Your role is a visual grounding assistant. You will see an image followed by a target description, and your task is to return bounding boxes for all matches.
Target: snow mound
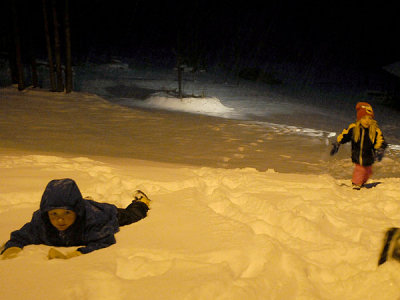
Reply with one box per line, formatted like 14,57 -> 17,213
2,154 -> 400,300
144,92 -> 234,116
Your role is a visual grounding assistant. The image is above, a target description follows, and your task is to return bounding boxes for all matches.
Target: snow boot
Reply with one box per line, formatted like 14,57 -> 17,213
132,190 -> 151,208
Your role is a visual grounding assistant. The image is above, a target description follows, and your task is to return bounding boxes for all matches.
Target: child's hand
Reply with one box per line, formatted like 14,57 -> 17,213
66,250 -> 82,259
1,247 -> 22,260
375,148 -> 385,162
48,248 -> 82,259
48,248 -> 67,259
330,142 -> 340,156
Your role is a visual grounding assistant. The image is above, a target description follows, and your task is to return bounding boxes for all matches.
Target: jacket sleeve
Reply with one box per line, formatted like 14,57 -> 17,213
1,219 -> 42,253
77,211 -> 118,254
77,200 -> 119,254
77,225 -> 116,254
337,123 -> 355,144
374,127 -> 386,149
77,235 -> 116,254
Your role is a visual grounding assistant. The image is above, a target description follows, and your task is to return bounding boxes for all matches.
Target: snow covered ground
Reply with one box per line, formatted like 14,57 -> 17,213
1,63 -> 400,300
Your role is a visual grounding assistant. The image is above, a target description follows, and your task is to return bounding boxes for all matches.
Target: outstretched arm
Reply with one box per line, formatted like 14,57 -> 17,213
374,127 -> 387,162
77,234 -> 117,254
1,247 -> 22,260
1,220 -> 42,256
337,124 -> 355,144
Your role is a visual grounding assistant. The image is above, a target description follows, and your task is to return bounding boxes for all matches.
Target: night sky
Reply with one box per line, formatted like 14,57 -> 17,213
1,0 -> 400,71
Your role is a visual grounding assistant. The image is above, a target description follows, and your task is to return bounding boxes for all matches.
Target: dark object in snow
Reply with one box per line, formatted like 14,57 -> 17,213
378,227 -> 400,265
238,67 -> 282,85
336,181 -> 382,189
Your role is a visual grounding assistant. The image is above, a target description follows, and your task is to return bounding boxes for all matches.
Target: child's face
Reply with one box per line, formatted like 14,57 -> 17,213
48,208 -> 77,231
360,115 -> 373,128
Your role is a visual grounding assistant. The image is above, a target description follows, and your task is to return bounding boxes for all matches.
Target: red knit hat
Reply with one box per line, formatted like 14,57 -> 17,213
356,102 -> 374,121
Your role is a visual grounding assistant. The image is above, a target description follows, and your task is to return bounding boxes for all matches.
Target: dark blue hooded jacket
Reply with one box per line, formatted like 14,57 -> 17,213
2,178 -> 120,254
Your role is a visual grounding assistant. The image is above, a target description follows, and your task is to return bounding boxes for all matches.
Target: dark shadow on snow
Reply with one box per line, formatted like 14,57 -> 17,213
337,181 -> 382,189
105,84 -> 158,100
364,182 -> 382,189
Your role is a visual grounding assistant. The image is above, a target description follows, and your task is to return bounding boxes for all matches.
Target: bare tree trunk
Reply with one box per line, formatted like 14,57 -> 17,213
41,0 -> 56,91
51,0 -> 63,92
64,0 -> 72,93
7,37 -> 18,84
26,0 -> 38,88
176,32 -> 183,99
10,0 -> 25,91
177,63 -> 183,99
30,56 -> 39,87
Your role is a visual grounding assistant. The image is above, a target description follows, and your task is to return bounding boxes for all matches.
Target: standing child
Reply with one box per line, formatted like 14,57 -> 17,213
330,102 -> 387,189
1,178 -> 151,259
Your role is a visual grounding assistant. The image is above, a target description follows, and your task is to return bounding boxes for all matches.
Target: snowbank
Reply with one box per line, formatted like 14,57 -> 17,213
143,92 -> 235,116
1,64 -> 400,299
1,153 -> 400,300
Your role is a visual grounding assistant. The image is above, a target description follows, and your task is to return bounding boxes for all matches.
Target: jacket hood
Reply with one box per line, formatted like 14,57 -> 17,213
40,178 -> 84,215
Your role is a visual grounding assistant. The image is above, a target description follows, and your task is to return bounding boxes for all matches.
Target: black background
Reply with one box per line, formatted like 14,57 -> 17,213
1,0 -> 399,71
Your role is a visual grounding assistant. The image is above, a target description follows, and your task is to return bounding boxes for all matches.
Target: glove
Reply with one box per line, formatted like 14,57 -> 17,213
48,248 -> 82,260
330,142 -> 340,156
1,247 -> 22,260
66,250 -> 82,259
375,148 -> 385,162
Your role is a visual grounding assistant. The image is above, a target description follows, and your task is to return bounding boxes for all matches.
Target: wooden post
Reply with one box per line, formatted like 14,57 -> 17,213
64,0 -> 72,93
51,0 -> 64,92
42,0 -> 56,91
10,0 -> 25,91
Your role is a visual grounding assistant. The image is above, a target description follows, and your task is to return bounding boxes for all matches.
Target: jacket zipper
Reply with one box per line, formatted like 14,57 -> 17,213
359,127 -> 364,165
59,231 -> 70,246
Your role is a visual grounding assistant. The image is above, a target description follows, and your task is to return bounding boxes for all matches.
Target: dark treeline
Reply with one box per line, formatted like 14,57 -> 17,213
1,0 -> 399,103
2,1 -> 399,70
1,0 -> 72,92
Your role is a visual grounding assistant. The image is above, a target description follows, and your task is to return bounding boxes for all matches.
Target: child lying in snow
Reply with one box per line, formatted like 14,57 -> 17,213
1,178 -> 150,260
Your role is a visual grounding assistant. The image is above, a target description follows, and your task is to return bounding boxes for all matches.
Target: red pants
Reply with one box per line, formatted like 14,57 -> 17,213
352,164 -> 372,186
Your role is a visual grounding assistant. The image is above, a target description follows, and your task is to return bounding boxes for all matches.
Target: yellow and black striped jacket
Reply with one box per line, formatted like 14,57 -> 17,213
337,122 -> 386,166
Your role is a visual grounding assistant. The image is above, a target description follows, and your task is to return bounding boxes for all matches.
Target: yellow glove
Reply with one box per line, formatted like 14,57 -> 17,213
66,250 -> 82,259
1,247 -> 22,260
48,248 -> 82,260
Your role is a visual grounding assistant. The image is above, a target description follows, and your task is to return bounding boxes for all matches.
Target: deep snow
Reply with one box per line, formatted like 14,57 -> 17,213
1,62 -> 400,300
